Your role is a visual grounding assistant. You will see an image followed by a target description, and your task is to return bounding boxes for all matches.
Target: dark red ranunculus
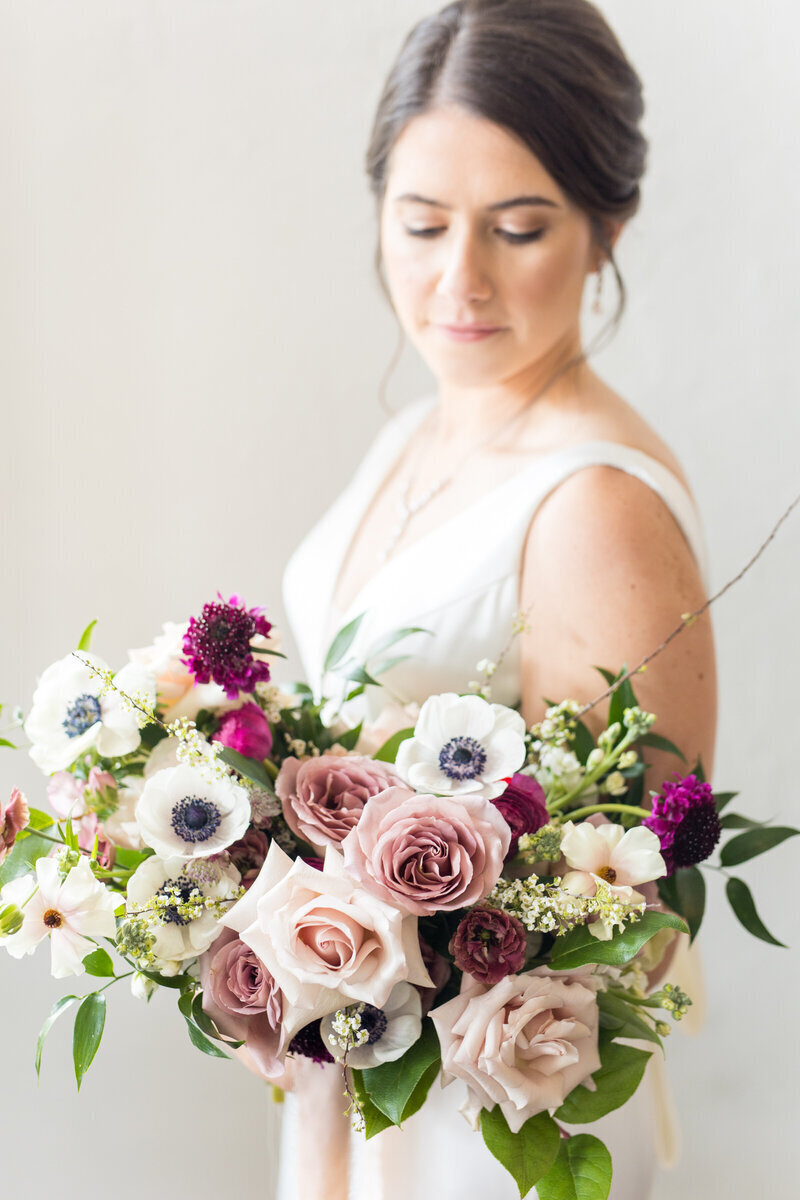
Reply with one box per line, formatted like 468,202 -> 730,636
492,773 -> 548,859
449,906 -> 527,985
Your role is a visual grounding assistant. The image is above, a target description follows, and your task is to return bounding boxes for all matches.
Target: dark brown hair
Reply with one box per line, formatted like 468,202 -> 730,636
366,0 -> 649,402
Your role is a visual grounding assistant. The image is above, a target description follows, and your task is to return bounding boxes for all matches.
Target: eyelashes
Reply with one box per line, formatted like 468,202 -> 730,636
403,227 -> 547,245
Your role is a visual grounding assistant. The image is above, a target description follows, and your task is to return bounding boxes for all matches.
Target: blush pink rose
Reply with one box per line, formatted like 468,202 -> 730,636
430,965 -> 602,1133
222,842 -> 432,1023
200,925 -> 287,1080
0,787 -> 29,864
211,702 -> 273,760
341,787 -> 510,915
276,753 -> 403,852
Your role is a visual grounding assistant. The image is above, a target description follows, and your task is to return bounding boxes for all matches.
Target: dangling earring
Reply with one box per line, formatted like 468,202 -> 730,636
592,258 -> 605,315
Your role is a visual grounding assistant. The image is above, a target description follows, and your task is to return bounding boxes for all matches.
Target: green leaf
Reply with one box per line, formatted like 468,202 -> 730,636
351,1071 -> 394,1139
216,747 -> 276,794
185,1017 -> 232,1058
657,866 -> 705,943
335,722 -> 363,752
596,990 -> 663,1049
693,756 -> 706,783
373,727 -> 415,763
720,826 -> 800,867
548,911 -> 688,971
323,612 -> 366,672
82,948 -> 116,978
136,966 -> 191,990
399,1057 -> 439,1122
726,877 -> 786,947
572,719 -> 597,767
637,732 -> 687,762
366,625 -> 431,659
719,813 -> 767,830
0,830 -> 54,889
713,790 -> 738,813
35,995 -> 79,1080
369,654 -> 411,677
26,807 -> 56,832
0,737 -> 16,749
77,619 -> 98,651
191,992 -> 243,1046
360,1018 -> 440,1126
73,992 -> 106,1089
601,665 -> 638,730
480,1107 -> 561,1197
536,1134 -> 613,1200
555,1040 -> 651,1124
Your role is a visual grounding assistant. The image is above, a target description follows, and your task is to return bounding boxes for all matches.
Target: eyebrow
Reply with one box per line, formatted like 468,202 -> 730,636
392,192 -> 561,211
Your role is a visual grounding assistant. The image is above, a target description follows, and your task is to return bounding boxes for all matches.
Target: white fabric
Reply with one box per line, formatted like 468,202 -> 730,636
279,391 -> 711,1200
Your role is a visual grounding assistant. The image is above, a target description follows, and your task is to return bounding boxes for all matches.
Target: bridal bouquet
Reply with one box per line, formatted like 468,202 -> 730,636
1,593 -> 795,1199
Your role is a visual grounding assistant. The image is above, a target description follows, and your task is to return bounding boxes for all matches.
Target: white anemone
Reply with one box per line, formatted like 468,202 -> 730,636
394,692 -> 526,800
134,762 -> 251,860
24,651 -> 156,775
1,855 -> 118,978
560,820 -> 666,940
126,852 -> 242,967
321,981 -> 423,1069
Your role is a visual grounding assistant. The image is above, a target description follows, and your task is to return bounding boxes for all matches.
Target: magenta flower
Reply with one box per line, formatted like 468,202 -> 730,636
181,593 -> 273,699
643,773 -> 721,875
492,773 -> 549,859
450,906 -> 527,985
211,702 -> 273,760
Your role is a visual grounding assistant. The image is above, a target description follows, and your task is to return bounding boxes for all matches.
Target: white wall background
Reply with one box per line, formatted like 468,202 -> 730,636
1,1 -> 798,1196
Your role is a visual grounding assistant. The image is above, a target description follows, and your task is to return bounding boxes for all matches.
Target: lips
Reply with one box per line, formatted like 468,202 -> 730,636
435,323 -> 505,342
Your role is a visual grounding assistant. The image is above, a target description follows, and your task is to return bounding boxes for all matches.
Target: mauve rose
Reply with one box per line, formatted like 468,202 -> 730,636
430,965 -> 602,1133
450,906 -> 527,985
228,828 -> 271,889
0,787 -> 29,864
211,702 -> 273,760
492,773 -> 549,858
200,925 -> 286,1080
342,786 -> 510,915
417,935 -> 452,1016
276,753 -> 403,853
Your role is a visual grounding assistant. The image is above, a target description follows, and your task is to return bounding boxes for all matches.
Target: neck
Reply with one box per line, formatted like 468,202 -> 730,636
433,332 -> 588,445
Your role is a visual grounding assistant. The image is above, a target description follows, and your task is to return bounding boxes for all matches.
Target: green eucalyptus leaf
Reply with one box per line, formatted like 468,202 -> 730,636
536,1134 -> 613,1200
555,1040 -> 651,1124
73,992 -> 106,1090
36,995 -> 79,1080
548,912 -> 687,971
373,727 -> 415,763
480,1107 -> 561,1197
81,948 -> 116,978
719,826 -> 799,867
77,619 -> 98,651
725,877 -> 786,947
360,1019 -> 440,1125
323,612 -> 366,672
657,866 -> 705,943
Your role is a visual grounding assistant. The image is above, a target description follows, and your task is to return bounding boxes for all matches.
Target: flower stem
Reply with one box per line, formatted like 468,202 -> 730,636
547,730 -> 638,814
561,802 -> 651,822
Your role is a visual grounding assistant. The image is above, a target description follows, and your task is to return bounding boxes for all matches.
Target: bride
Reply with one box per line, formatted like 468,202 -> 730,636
279,1 -> 717,1196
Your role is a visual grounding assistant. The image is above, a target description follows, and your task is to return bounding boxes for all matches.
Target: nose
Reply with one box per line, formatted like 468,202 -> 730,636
434,230 -> 494,306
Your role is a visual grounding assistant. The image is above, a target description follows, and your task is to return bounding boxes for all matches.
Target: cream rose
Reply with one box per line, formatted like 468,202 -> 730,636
222,842 -> 432,1025
430,965 -> 602,1133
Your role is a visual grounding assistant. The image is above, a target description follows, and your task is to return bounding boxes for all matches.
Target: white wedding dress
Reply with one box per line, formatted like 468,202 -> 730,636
278,391 -> 710,1200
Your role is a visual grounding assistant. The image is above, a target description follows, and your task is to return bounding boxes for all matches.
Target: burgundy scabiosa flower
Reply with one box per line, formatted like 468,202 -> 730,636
449,906 -> 527,985
181,592 -> 273,699
288,1019 -> 334,1065
643,773 -> 721,875
492,772 -> 549,859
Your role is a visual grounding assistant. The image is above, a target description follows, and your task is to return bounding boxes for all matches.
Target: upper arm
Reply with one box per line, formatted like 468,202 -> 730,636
518,465 -> 718,790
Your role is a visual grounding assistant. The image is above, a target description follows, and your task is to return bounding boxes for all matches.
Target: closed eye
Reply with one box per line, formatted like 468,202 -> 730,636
403,227 -> 547,244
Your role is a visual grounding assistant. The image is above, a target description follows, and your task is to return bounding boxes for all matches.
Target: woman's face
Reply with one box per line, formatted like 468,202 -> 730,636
379,105 -> 604,391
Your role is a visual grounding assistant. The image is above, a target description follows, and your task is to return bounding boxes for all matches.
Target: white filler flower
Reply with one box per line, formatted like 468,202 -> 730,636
24,651 -> 156,775
0,855 -> 118,978
395,692 -> 526,799
321,981 -> 423,1069
135,762 -> 251,860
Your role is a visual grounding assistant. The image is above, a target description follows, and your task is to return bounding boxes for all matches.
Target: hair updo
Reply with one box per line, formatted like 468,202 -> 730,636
366,0 -> 649,391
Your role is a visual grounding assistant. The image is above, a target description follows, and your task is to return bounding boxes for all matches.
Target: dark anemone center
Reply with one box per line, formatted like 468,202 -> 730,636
170,795 -> 222,844
438,735 -> 487,781
62,693 -> 102,739
155,875 -> 197,925
672,804 -> 721,869
359,1004 -> 388,1045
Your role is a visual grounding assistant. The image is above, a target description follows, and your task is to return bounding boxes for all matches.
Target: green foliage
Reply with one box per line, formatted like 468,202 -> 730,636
548,911 -> 687,971
719,826 -> 799,867
480,1107 -> 561,1197
360,1018 -> 440,1125
536,1134 -> 613,1200
657,866 -> 705,943
35,995 -> 79,1080
335,722 -> 363,751
324,612 -> 366,673
76,619 -> 98,651
0,829 -> 54,889
373,726 -> 415,763
177,988 -> 231,1058
571,719 -> 597,767
366,625 -> 431,659
25,807 -> 57,833
725,877 -> 786,947
596,990 -> 663,1050
0,737 -> 17,749
594,665 -> 638,730
636,731 -> 686,762
554,1039 -> 651,1124
713,790 -> 738,813
73,992 -> 106,1089
81,948 -> 116,978
191,991 -> 243,1047
217,746 -> 276,794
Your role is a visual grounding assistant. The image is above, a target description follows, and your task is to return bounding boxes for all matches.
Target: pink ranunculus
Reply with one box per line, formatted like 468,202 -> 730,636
341,786 -> 510,915
83,768 -> 118,809
276,754 -> 404,853
223,842 -> 432,1023
211,702 -> 273,761
200,925 -> 287,1081
492,773 -> 549,859
0,787 -> 30,864
450,906 -> 527,985
227,827 -> 272,889
430,965 -> 602,1133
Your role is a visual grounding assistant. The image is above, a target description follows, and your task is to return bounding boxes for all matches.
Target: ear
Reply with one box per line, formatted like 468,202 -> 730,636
592,218 -> 625,271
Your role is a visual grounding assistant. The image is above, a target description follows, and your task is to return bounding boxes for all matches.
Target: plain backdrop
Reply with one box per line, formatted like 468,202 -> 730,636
1,2 -> 798,1197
